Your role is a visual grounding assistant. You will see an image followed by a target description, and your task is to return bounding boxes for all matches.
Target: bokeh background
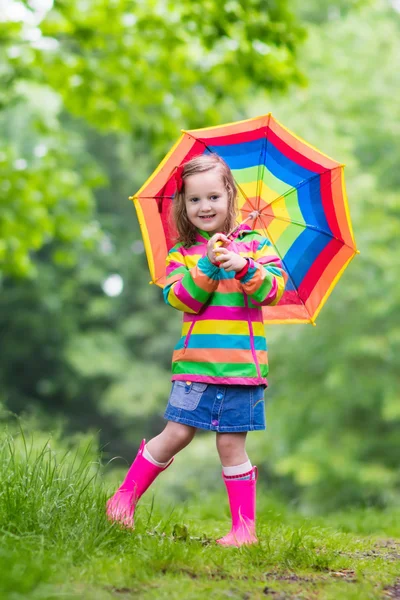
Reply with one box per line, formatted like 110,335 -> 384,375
1,0 -> 399,514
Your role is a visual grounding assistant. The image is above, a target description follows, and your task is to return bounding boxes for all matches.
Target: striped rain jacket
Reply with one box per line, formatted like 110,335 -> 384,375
163,224 -> 285,386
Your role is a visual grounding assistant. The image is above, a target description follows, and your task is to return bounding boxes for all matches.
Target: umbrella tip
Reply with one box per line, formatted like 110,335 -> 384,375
249,210 -> 260,220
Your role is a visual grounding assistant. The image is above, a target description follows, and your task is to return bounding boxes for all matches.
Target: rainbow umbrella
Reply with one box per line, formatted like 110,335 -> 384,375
130,114 -> 358,325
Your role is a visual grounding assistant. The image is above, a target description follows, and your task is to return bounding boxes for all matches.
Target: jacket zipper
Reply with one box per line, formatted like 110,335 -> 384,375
184,320 -> 196,349
244,294 -> 262,380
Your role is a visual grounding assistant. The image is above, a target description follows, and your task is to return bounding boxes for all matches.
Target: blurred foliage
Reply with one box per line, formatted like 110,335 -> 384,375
0,0 -> 304,276
246,0 -> 400,512
1,0 -> 399,513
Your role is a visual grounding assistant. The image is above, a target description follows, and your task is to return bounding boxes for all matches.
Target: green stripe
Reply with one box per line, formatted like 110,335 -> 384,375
170,241 -> 203,253
281,187 -> 305,226
182,274 -> 210,304
273,222 -> 300,257
210,292 -> 245,307
168,266 -> 187,277
262,167 -> 290,197
260,363 -> 269,377
251,275 -> 273,303
172,361 -> 259,378
232,165 -> 259,184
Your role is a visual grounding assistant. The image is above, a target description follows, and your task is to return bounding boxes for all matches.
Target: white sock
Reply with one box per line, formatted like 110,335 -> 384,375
143,444 -> 169,468
222,460 -> 253,479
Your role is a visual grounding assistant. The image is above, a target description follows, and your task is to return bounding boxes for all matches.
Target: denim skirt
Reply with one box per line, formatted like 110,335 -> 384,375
163,380 -> 266,432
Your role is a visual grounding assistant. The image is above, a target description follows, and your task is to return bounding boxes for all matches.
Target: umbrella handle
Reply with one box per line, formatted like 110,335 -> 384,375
213,210 -> 260,259
226,210 -> 259,239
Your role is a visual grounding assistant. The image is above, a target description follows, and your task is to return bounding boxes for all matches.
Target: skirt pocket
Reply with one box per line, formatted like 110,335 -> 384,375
169,381 -> 208,411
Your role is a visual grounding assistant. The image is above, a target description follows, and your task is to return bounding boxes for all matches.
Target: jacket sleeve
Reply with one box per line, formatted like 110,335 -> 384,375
163,249 -> 220,313
238,237 -> 286,306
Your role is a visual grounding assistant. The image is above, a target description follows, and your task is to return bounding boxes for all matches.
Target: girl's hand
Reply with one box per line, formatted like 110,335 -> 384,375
217,248 -> 247,273
207,233 -> 230,265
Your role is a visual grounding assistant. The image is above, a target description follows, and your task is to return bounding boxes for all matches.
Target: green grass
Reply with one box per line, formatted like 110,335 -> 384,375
1,422 -> 400,600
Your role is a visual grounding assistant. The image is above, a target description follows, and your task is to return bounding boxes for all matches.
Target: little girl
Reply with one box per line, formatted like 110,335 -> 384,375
107,153 -> 285,547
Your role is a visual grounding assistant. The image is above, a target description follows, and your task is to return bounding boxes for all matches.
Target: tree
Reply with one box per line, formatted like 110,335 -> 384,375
1,0 -> 305,276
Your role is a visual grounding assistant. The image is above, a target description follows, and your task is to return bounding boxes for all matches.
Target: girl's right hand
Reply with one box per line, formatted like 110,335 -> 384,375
207,233 -> 230,265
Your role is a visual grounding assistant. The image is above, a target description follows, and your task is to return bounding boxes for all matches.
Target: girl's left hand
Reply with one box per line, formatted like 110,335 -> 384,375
216,248 -> 247,273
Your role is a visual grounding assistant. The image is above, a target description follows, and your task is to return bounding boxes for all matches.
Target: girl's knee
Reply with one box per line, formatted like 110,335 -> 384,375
216,432 -> 247,463
165,422 -> 196,447
216,432 -> 246,451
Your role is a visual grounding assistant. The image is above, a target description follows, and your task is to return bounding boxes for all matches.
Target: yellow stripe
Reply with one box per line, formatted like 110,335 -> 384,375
131,133 -> 186,198
168,252 -> 205,270
182,320 -> 265,336
133,198 -> 156,282
268,276 -> 286,306
254,245 -> 281,262
169,287 -> 196,313
260,180 -> 282,205
265,219 -> 288,247
182,113 -> 271,135
238,181 -> 258,198
341,167 -> 356,246
168,251 -> 186,265
311,251 -> 357,322
267,318 -> 310,325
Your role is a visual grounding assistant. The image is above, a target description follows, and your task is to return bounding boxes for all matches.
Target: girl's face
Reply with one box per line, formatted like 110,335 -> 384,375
184,168 -> 229,236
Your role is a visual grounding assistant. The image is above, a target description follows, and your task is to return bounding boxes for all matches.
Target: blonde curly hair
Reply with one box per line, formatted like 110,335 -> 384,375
171,154 -> 238,247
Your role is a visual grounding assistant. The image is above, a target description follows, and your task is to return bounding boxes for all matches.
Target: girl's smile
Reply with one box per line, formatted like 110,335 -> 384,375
184,169 -> 229,235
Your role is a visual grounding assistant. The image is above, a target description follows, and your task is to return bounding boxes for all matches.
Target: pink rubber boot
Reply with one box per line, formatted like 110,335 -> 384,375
216,466 -> 259,547
106,439 -> 174,528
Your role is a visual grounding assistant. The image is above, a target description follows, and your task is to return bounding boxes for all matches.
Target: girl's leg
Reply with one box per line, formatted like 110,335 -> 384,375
146,421 -> 197,463
215,431 -> 248,466
215,432 -> 258,547
107,422 -> 196,527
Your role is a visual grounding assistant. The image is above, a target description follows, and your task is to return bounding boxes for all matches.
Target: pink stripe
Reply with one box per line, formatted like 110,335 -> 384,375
174,282 -> 203,312
182,306 -> 263,322
230,240 -> 260,253
257,255 -> 283,268
181,239 -> 259,257
172,374 -> 268,386
182,245 -> 208,257
167,260 -> 186,274
244,294 -> 261,379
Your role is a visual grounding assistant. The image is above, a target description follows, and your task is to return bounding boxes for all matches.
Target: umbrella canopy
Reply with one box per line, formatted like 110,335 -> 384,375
131,114 -> 358,324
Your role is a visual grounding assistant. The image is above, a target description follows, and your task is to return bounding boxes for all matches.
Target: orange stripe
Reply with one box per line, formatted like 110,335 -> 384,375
269,115 -> 341,170
305,245 -> 356,320
134,197 -> 167,283
193,267 -> 220,293
240,263 -> 266,295
166,273 -> 184,286
133,134 -> 194,199
331,167 -> 356,248
217,278 -> 243,293
173,348 -> 268,364
262,303 -> 310,323
186,114 -> 270,139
